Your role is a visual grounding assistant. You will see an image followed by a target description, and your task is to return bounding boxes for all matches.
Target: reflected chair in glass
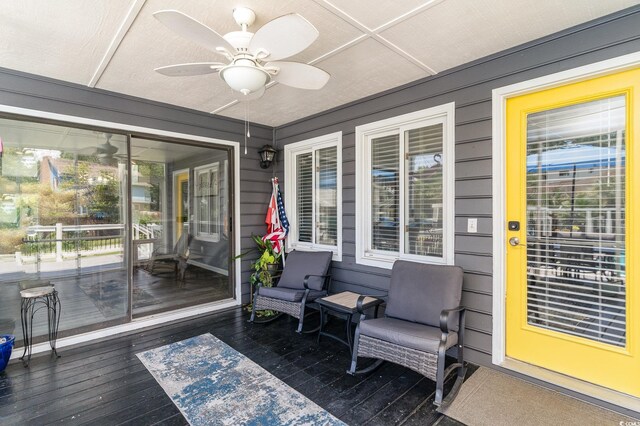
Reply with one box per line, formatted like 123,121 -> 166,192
348,260 -> 466,407
146,232 -> 192,282
250,250 -> 332,333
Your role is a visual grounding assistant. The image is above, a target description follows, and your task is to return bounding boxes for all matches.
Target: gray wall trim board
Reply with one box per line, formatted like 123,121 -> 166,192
273,4 -> 640,396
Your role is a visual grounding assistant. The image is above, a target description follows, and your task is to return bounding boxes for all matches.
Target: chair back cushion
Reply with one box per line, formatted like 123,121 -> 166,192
384,260 -> 463,328
277,250 -> 332,291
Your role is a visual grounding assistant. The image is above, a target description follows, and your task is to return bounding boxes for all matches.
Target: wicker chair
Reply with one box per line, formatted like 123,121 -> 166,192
250,250 -> 332,333
348,260 -> 466,407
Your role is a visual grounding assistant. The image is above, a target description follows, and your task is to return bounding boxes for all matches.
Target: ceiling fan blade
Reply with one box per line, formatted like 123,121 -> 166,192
235,86 -> 266,102
155,62 -> 225,77
266,62 -> 329,90
97,141 -> 118,155
153,10 -> 235,55
249,14 -> 318,61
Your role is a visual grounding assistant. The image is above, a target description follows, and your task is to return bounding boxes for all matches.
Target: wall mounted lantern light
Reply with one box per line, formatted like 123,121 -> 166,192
258,144 -> 277,169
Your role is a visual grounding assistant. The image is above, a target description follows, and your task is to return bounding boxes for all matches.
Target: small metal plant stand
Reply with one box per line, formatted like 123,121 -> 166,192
19,285 -> 61,367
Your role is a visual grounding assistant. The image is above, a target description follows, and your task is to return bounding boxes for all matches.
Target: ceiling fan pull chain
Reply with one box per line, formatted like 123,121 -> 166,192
244,103 -> 248,155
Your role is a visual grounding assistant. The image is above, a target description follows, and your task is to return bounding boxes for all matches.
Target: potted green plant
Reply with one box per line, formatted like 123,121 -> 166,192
248,235 -> 282,288
235,235 -> 283,316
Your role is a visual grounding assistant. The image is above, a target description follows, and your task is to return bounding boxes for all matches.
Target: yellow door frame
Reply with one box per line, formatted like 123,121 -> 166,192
174,170 -> 189,241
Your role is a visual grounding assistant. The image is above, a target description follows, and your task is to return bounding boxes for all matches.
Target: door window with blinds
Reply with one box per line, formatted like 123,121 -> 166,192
356,104 -> 455,268
526,96 -> 626,346
284,132 -> 342,260
194,162 -> 224,242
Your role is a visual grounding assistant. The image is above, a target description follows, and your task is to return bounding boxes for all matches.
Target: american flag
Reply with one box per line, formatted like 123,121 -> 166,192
264,177 -> 288,254
276,185 -> 289,235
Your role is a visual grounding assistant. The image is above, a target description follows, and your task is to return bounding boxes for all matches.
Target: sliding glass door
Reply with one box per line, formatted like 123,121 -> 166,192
0,118 -> 129,344
0,116 -> 235,346
130,137 -> 234,318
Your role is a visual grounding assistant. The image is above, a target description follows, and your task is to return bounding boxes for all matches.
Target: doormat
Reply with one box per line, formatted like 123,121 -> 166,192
440,366 -> 639,426
136,333 -> 345,426
79,280 -> 155,318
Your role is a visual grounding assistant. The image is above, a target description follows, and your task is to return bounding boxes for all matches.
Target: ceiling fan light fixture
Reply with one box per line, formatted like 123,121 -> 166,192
220,62 -> 270,95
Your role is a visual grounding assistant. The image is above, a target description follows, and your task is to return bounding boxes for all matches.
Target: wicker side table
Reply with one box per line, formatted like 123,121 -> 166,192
316,291 -> 382,354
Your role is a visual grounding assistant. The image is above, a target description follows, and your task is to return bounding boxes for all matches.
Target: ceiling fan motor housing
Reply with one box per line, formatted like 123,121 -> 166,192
232,7 -> 256,28
223,31 -> 253,50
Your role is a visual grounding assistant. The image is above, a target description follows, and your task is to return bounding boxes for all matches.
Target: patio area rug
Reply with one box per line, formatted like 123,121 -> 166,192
441,366 -> 638,426
137,333 -> 345,426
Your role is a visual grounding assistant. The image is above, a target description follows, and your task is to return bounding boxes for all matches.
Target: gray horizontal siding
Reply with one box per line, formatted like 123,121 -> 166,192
274,5 -> 640,367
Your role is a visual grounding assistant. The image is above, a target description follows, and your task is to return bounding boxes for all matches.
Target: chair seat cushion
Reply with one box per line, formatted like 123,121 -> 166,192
358,317 -> 457,353
258,286 -> 326,302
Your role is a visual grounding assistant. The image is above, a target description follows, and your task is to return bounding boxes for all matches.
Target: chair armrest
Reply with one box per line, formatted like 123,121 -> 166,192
302,274 -> 331,290
356,293 -> 388,315
440,306 -> 466,333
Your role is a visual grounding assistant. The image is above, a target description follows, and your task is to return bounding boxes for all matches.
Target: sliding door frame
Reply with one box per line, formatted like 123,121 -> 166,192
126,134 -> 134,322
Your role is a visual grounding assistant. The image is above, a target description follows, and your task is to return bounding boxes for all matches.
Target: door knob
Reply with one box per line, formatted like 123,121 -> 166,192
509,237 -> 527,247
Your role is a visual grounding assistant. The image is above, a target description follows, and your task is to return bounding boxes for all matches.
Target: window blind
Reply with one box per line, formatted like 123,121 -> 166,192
316,146 -> 337,246
525,95 -> 626,347
405,125 -> 444,257
371,134 -> 400,252
296,152 -> 313,243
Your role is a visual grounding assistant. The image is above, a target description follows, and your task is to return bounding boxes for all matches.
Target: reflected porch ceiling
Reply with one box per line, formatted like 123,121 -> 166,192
2,0 -> 638,127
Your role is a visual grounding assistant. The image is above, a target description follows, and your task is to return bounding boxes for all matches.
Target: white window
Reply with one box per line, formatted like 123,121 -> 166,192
355,103 -> 455,269
194,162 -> 221,242
284,132 -> 342,260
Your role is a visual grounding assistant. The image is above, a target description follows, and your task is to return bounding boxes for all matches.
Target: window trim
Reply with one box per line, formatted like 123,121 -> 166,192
284,131 -> 342,261
193,162 -> 221,242
355,103 -> 455,269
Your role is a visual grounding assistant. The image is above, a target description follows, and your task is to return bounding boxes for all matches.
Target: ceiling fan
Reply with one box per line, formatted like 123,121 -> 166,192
94,133 -> 119,164
79,133 -> 127,165
153,7 -> 330,100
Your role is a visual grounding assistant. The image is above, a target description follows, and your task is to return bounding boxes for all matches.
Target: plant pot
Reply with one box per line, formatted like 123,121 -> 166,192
0,335 -> 15,372
265,263 -> 280,274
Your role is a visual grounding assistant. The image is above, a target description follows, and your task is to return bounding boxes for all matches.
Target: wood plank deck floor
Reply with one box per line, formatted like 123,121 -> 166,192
0,307 -> 473,425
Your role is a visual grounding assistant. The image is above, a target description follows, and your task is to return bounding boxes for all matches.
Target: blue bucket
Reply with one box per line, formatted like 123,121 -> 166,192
0,335 -> 15,372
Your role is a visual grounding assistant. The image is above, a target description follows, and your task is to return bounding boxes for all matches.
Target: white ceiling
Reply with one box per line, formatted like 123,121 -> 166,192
2,0 -> 638,127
